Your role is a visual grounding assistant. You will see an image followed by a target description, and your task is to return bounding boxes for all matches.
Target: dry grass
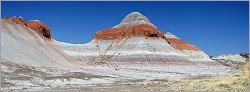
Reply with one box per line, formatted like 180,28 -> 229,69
177,63 -> 249,92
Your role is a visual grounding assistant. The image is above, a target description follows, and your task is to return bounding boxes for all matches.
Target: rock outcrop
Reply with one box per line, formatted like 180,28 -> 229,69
2,17 -> 51,39
26,21 -> 51,39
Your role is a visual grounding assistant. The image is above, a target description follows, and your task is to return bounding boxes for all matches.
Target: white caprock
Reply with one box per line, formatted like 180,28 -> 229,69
113,12 -> 157,29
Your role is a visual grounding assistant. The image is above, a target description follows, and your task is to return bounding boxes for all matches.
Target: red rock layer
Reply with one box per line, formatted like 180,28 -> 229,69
3,17 -> 51,39
26,21 -> 51,39
93,24 -> 166,40
165,38 -> 200,51
2,17 -> 26,25
93,24 -> 200,51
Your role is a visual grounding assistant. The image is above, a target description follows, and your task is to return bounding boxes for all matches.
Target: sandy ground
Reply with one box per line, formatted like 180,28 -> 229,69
35,63 -> 248,92
1,60 -> 233,91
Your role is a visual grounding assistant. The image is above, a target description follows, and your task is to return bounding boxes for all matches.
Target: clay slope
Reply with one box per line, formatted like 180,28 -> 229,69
164,32 -> 212,61
72,37 -> 187,63
1,17 -> 76,67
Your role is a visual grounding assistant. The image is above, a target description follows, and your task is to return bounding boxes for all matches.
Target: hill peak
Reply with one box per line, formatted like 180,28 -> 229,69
113,12 -> 157,29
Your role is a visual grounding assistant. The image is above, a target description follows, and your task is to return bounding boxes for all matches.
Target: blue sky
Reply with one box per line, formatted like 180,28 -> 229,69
2,1 -> 249,56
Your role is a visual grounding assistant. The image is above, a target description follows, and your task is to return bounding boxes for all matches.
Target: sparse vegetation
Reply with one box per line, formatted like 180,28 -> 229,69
1,82 -> 15,87
177,63 -> 249,92
43,72 -> 110,80
13,67 -> 51,77
214,59 -> 244,69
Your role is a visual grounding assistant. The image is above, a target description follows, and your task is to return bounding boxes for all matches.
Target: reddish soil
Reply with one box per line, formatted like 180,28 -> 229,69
3,17 -> 51,39
165,38 -> 200,51
93,24 -> 166,40
26,21 -> 51,39
3,17 -> 27,25
93,23 -> 200,51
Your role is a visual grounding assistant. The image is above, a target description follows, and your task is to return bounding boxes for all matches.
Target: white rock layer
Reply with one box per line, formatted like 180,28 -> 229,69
164,32 -> 180,39
181,50 -> 212,61
113,12 -> 157,29
54,37 -> 188,63
212,54 -> 246,62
